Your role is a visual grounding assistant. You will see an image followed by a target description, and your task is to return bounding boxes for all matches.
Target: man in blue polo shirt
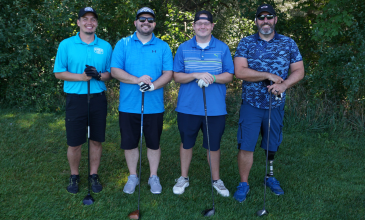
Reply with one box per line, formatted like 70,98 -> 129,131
172,11 -> 234,197
54,7 -> 112,194
233,4 -> 305,202
111,7 -> 173,195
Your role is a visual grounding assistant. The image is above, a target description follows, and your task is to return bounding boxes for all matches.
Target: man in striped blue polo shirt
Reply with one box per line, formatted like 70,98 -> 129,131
54,7 -> 113,194
233,4 -> 305,202
172,10 -> 234,197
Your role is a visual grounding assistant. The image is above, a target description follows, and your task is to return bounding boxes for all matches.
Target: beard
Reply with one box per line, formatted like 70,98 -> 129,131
257,22 -> 275,36
85,31 -> 94,35
136,24 -> 154,36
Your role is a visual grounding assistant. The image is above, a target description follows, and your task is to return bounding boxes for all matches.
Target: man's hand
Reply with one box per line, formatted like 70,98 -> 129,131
197,79 -> 209,88
85,65 -> 101,80
138,82 -> 154,92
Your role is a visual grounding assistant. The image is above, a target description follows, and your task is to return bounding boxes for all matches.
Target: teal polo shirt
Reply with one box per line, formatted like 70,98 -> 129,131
111,32 -> 173,114
54,33 -> 112,94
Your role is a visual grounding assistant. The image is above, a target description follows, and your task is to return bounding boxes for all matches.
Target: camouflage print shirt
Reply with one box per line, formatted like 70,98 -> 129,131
234,32 -> 302,109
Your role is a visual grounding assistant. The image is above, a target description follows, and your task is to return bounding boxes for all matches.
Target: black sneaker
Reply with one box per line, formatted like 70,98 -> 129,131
89,174 -> 103,193
66,175 -> 80,194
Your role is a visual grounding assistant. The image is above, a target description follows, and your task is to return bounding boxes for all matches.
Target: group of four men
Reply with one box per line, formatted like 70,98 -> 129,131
54,4 -> 304,203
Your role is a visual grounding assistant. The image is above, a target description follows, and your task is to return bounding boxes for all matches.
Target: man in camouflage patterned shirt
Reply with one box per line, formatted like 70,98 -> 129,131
233,4 -> 305,202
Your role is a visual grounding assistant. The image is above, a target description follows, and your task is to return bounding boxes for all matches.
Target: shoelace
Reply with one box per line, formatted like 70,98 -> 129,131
175,177 -> 188,186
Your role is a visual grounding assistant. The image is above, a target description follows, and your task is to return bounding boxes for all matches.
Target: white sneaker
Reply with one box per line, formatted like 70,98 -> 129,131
213,179 -> 229,197
148,175 -> 162,194
173,176 -> 189,195
123,175 -> 139,194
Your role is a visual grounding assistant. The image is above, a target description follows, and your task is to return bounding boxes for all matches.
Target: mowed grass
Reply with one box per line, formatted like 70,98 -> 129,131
0,108 -> 364,219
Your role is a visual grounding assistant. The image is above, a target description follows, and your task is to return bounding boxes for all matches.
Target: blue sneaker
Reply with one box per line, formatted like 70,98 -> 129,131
265,177 -> 284,195
233,182 -> 250,202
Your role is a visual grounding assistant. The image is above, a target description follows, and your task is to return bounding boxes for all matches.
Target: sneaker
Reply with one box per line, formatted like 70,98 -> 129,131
173,176 -> 189,195
123,175 -> 139,194
233,182 -> 250,202
212,179 -> 230,197
148,175 -> 162,194
66,175 -> 80,194
89,174 -> 103,193
265,177 -> 284,195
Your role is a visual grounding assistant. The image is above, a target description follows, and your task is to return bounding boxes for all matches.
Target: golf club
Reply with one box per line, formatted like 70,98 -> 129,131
201,87 -> 215,217
128,92 -> 145,220
83,80 -> 95,205
257,82 -> 273,216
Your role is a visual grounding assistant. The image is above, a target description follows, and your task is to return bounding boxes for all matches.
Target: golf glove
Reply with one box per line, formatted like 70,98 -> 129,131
197,79 -> 209,88
85,65 -> 101,81
138,82 -> 154,92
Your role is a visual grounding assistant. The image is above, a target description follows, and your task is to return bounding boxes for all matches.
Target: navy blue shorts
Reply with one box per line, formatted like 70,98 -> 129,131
237,100 -> 284,152
65,92 -> 107,147
119,112 -> 163,150
177,112 -> 225,151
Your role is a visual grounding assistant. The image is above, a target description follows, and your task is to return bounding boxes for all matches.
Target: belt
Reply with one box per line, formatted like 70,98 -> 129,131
67,91 -> 105,98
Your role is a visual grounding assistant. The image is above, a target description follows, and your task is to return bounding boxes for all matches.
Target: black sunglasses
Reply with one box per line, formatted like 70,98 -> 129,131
257,14 -> 274,20
138,17 -> 155,23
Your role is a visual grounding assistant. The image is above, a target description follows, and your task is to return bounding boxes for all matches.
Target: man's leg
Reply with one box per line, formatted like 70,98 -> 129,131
147,147 -> 161,177
89,140 -> 102,175
208,149 -> 220,181
237,150 -> 254,183
124,148 -> 139,175
67,145 -> 81,194
67,145 -> 82,175
180,143 -> 193,178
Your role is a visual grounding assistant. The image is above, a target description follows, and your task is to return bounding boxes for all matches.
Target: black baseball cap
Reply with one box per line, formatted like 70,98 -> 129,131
255,4 -> 276,17
78,7 -> 98,19
136,7 -> 155,20
194,10 -> 213,23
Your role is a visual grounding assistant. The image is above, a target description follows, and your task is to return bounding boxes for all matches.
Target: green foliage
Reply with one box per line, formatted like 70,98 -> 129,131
308,0 -> 365,104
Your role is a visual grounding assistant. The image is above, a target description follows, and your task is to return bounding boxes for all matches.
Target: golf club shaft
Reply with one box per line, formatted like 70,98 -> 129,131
138,92 -> 145,213
263,83 -> 273,210
202,87 -> 215,210
87,80 -> 91,194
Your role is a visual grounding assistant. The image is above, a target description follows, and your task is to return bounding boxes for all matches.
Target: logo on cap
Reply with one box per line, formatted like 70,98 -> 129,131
84,7 -> 94,12
261,6 -> 268,8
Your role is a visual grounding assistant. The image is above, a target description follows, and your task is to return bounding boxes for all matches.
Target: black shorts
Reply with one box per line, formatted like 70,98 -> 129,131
65,92 -> 107,147
177,112 -> 226,151
119,111 -> 163,150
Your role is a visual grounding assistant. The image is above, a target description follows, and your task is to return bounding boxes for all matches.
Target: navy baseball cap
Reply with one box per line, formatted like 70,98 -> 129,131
194,10 -> 213,23
136,7 -> 155,20
255,4 -> 276,17
78,7 -> 98,19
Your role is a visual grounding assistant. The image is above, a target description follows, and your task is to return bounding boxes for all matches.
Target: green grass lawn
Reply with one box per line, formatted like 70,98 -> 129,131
1,109 -> 364,219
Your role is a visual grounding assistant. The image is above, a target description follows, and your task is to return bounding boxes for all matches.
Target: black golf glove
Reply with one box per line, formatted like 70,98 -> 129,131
85,65 -> 102,81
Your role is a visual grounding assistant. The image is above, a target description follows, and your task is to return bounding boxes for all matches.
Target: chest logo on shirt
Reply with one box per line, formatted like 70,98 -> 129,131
152,50 -> 157,53
94,47 -> 104,54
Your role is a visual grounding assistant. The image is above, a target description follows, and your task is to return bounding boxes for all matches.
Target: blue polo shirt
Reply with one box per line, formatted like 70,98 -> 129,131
111,32 -> 173,114
54,33 -> 112,94
173,35 -> 234,116
234,32 -> 302,109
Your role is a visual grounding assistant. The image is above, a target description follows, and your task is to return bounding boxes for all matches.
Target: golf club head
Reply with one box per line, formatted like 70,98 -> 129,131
128,210 -> 140,219
256,209 -> 268,216
202,208 -> 215,217
82,194 -> 95,205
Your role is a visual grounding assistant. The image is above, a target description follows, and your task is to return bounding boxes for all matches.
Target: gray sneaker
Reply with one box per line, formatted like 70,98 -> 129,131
123,175 -> 139,194
173,176 -> 189,195
213,179 -> 229,197
148,175 -> 162,194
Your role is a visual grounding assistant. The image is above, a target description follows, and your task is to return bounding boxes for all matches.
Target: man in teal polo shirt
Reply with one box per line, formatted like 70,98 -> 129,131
111,7 -> 173,195
172,11 -> 234,197
54,7 -> 112,194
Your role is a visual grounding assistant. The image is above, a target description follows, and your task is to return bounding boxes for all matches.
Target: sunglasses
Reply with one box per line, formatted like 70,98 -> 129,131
138,17 -> 155,23
257,14 -> 274,20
